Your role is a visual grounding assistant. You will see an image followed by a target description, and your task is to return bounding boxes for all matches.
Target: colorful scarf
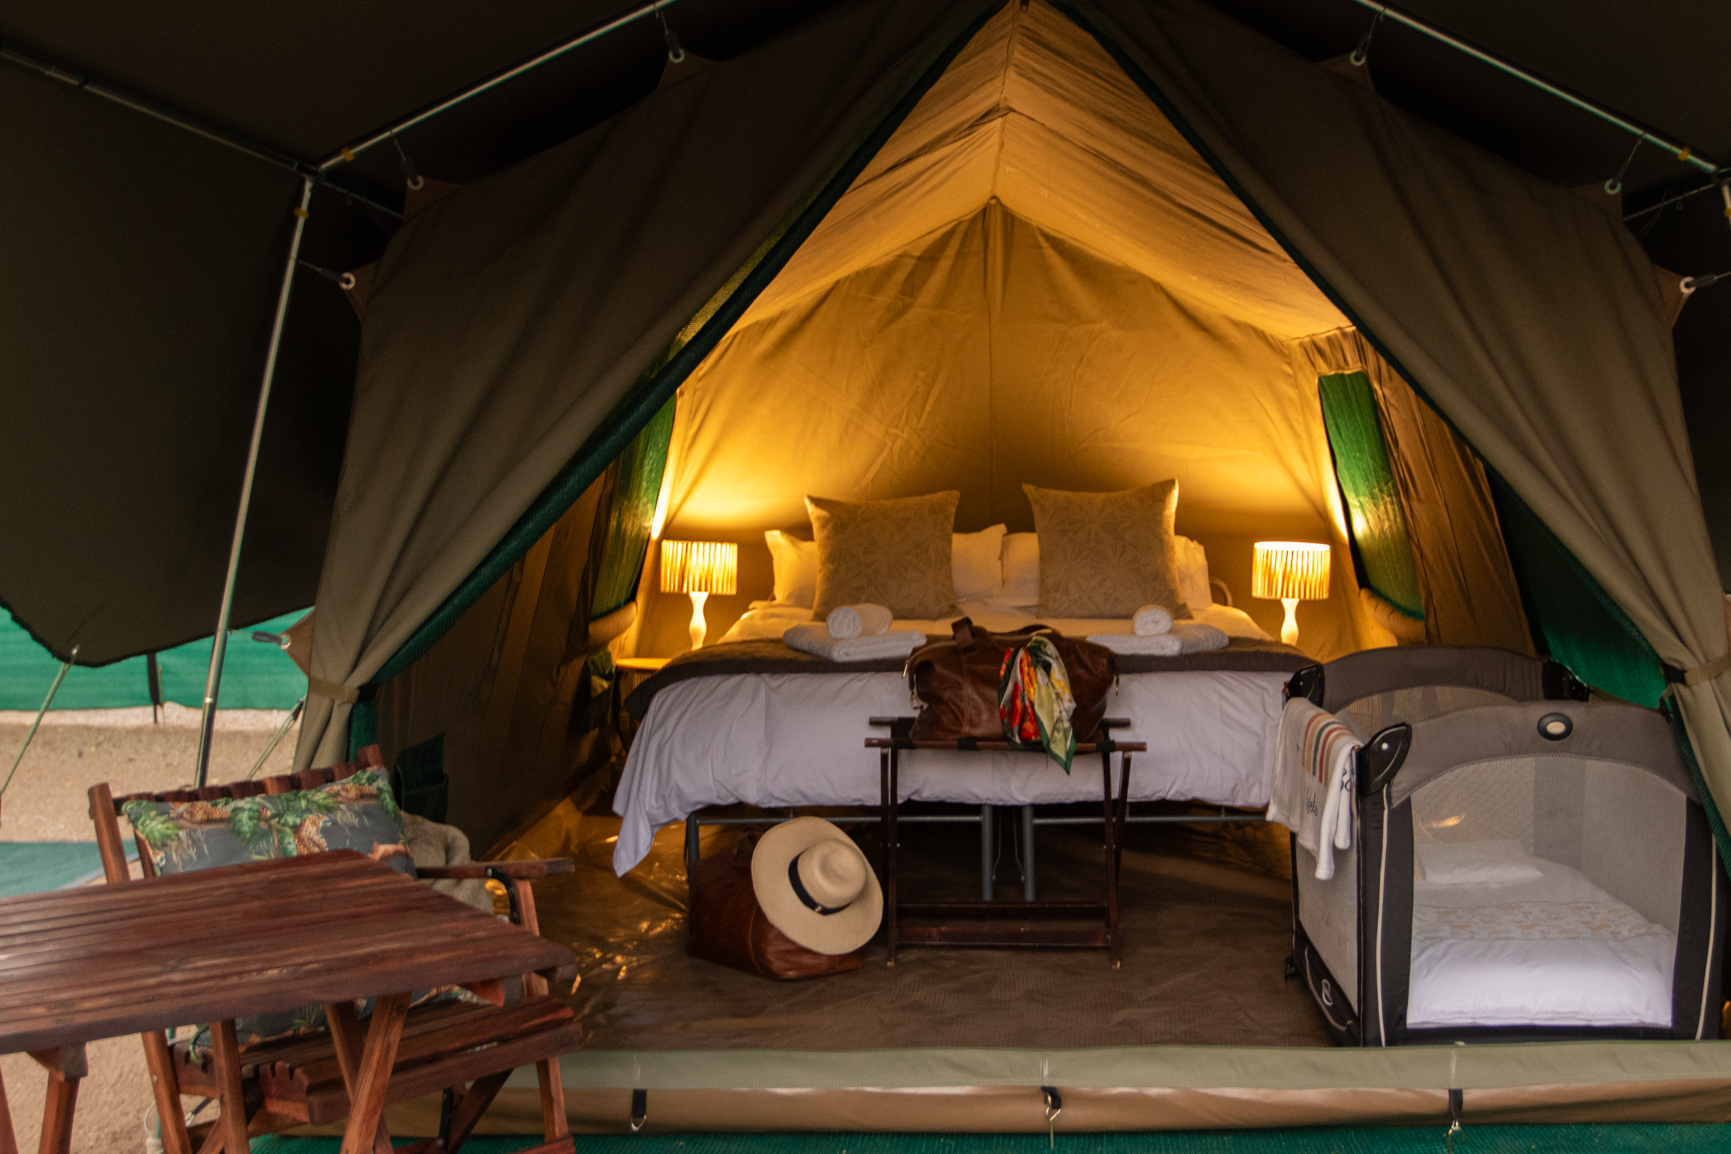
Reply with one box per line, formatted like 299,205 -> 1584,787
998,635 -> 1077,772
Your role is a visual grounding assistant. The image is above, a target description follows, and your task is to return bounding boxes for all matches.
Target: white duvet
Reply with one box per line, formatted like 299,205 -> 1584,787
1407,856 -> 1676,1030
612,601 -> 1285,874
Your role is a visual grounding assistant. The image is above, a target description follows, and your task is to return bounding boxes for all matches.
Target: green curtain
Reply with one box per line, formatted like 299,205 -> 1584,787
1317,371 -> 1424,619
0,607 -> 309,711
591,397 -> 677,618
1488,473 -> 1668,707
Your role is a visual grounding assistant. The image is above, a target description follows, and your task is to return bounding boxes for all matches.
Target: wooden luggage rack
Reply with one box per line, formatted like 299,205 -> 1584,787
866,717 -> 1143,967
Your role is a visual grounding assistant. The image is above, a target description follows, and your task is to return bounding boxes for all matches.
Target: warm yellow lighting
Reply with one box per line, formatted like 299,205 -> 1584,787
660,540 -> 737,648
1252,541 -> 1331,647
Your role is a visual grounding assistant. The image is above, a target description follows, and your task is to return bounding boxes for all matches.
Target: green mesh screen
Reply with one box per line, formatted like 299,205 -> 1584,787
591,397 -> 676,618
1317,372 -> 1423,619
1488,472 -> 1667,708
0,607 -> 308,711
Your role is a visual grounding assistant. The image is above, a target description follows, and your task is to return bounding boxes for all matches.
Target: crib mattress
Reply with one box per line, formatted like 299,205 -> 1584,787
1407,859 -> 1676,1030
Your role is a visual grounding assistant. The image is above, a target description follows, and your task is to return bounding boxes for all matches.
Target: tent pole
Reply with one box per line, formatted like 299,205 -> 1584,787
193,178 -> 314,788
318,0 -> 682,170
1341,0 -> 1717,177
0,647 -> 76,824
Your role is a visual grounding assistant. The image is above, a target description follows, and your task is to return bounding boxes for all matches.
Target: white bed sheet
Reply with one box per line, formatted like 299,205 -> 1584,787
1407,857 -> 1676,1030
613,662 -> 1287,874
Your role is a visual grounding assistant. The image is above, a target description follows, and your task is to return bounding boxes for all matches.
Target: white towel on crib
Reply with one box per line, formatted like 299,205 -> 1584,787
1087,622 -> 1229,655
825,603 -> 893,638
1268,697 -> 1358,880
784,623 -> 923,662
1132,604 -> 1173,636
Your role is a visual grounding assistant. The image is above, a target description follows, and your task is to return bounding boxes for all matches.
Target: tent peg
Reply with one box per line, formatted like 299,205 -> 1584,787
392,134 -> 425,191
656,6 -> 685,63
1349,5 -> 1388,67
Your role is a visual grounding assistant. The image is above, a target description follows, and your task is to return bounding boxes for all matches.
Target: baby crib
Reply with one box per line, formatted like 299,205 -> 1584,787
1284,646 -> 1726,1045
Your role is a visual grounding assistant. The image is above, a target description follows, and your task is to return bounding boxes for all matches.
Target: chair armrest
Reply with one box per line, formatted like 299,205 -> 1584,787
418,858 -> 574,880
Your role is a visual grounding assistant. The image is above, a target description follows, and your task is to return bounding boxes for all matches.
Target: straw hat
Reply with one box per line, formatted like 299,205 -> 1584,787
751,817 -> 882,955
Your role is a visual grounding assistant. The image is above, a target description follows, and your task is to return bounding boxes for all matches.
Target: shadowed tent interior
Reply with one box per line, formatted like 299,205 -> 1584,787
7,0 -> 1731,1136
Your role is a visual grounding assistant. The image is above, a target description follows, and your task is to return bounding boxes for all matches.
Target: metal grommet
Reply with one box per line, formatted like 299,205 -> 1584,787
1537,712 -> 1573,741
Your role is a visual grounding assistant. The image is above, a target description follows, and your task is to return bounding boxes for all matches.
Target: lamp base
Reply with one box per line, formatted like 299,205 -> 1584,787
688,591 -> 710,650
1280,597 -> 1300,648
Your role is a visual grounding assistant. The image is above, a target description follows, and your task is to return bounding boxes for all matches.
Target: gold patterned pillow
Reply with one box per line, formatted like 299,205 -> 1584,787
807,491 -> 959,619
1022,481 -> 1192,619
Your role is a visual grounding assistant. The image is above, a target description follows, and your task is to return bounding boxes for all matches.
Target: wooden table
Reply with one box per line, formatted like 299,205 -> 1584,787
867,717 -> 1145,968
0,851 -> 573,1154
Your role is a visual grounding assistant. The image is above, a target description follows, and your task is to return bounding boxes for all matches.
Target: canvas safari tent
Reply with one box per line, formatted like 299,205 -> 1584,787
6,0 -> 1731,1133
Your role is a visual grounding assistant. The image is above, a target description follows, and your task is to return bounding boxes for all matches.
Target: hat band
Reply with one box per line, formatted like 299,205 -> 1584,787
787,851 -> 850,916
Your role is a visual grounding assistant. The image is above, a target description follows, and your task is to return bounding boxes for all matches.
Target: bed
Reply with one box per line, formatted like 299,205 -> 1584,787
612,598 -> 1306,874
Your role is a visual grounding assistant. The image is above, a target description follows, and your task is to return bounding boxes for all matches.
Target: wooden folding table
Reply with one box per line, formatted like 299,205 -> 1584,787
0,850 -> 574,1154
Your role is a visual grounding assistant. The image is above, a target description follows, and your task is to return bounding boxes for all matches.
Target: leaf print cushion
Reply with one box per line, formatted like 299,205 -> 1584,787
124,769 -> 440,1052
123,769 -> 413,878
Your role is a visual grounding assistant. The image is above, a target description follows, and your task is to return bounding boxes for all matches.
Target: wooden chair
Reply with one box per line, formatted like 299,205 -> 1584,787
88,749 -> 581,1154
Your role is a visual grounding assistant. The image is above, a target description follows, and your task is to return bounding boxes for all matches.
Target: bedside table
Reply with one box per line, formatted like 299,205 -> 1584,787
612,656 -> 670,753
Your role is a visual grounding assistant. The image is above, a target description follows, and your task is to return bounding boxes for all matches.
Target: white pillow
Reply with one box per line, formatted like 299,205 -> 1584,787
1414,840 -> 1544,886
1175,536 -> 1212,610
764,530 -> 818,608
953,525 -> 1007,601
1001,532 -> 1040,607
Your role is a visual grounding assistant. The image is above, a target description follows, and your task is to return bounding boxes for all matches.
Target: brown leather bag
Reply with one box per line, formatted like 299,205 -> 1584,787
906,618 -> 1116,744
687,832 -> 864,980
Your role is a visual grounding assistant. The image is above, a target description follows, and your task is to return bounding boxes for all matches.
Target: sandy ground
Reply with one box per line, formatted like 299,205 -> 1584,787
1,706 -> 303,1152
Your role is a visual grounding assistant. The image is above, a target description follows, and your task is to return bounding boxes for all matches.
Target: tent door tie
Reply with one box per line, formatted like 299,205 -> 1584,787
1041,1086 -> 1062,1147
308,674 -> 360,704
629,1088 -> 648,1132
1662,652 -> 1731,689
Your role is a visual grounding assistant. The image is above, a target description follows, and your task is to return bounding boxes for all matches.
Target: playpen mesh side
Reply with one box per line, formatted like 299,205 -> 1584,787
1408,756 -> 1687,935
1296,838 -> 1358,1008
1338,686 -> 1515,741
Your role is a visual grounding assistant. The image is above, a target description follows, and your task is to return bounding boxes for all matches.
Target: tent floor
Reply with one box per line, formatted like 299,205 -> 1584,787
518,793 -> 1333,1050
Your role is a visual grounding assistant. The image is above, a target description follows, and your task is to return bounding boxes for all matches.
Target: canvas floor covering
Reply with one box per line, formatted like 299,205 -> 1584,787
516,793 -> 1331,1051
250,1123 -> 1731,1153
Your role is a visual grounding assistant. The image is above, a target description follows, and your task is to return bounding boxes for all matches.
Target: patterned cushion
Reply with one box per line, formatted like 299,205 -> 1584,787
124,770 -> 450,1053
123,769 -> 412,877
1022,481 -> 1192,619
807,491 -> 959,619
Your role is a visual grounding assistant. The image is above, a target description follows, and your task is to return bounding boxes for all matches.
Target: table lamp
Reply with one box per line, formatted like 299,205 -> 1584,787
661,540 -> 737,649
1252,542 -> 1331,647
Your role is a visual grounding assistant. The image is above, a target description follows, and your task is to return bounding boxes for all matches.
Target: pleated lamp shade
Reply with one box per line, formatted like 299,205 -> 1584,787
660,540 -> 738,596
1252,542 -> 1331,602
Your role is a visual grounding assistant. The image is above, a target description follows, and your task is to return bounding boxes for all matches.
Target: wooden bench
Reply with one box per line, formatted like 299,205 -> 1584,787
88,750 -> 580,1154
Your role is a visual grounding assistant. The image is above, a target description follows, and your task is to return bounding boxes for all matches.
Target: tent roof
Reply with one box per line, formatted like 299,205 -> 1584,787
2,0 -> 1729,664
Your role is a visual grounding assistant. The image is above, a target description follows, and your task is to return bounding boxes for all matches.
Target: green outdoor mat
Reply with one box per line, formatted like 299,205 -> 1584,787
250,1123 -> 1730,1153
0,841 -> 107,897
0,606 -> 310,711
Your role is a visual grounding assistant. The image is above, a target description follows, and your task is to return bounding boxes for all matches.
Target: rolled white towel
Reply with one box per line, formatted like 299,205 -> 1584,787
1086,632 -> 1181,656
784,623 -> 924,662
826,603 -> 893,638
1132,604 -> 1174,636
1170,621 -> 1230,653
1086,622 -> 1230,656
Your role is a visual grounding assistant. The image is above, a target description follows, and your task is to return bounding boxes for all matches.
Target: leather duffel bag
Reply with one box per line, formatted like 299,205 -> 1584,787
687,832 -> 864,980
907,617 -> 1116,744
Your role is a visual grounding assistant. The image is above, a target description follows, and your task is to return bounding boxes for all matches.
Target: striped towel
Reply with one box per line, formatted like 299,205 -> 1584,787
1268,697 -> 1359,880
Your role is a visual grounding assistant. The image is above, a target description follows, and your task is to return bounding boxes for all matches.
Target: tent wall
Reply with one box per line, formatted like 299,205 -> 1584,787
294,0 -> 994,768
373,468 -> 616,854
1077,0 -> 1731,824
656,200 -> 1361,657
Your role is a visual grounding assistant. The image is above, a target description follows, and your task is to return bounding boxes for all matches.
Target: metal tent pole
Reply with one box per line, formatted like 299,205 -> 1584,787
193,177 -> 314,788
318,0 -> 682,170
1341,0 -> 1717,177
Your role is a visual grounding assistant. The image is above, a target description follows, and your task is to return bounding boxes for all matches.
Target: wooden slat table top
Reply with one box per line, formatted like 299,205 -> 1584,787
0,850 -> 573,1055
